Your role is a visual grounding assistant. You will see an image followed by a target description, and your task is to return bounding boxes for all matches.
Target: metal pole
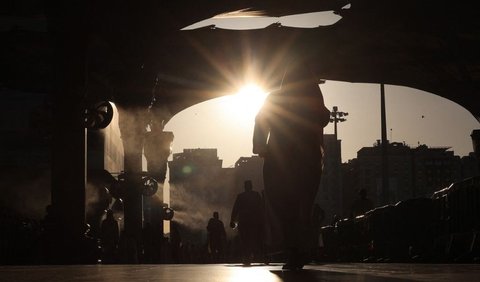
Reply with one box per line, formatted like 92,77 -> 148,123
381,84 -> 389,205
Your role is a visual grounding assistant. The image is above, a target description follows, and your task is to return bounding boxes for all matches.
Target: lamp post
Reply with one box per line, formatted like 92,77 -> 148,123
330,106 -> 348,139
329,106 -> 348,217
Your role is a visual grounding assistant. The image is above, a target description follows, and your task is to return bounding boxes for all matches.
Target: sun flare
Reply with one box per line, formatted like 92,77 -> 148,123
218,84 -> 269,126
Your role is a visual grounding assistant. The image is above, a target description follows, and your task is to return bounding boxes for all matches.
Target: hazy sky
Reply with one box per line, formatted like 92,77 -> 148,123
164,11 -> 479,168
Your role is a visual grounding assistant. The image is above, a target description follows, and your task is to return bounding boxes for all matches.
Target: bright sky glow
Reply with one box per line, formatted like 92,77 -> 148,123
218,84 -> 268,127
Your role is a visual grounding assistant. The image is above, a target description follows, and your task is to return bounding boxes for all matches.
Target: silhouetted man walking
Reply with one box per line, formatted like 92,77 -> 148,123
207,211 -> 226,261
100,209 -> 119,263
230,180 -> 264,265
253,56 -> 330,270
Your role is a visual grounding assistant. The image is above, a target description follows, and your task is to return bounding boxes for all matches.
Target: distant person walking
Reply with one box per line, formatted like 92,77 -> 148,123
207,211 -> 226,261
170,220 -> 182,263
230,180 -> 264,265
351,188 -> 374,218
100,209 -> 119,264
311,204 -> 325,261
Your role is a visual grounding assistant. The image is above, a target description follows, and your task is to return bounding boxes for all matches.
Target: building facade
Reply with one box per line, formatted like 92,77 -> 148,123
343,141 -> 478,212
168,148 -> 235,243
316,134 -> 343,223
233,155 -> 264,194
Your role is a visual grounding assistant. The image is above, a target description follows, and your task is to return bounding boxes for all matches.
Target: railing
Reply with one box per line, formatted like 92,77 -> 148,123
319,176 -> 480,263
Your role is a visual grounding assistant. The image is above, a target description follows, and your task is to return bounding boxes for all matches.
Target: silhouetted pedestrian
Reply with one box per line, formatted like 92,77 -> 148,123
207,211 -> 226,261
142,222 -> 155,263
39,204 -> 61,264
351,189 -> 374,218
170,220 -> 182,263
253,55 -> 330,270
311,204 -> 325,261
230,180 -> 264,265
100,209 -> 119,263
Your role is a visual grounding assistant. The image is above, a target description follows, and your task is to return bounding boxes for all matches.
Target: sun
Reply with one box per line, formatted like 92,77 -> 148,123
218,84 -> 269,126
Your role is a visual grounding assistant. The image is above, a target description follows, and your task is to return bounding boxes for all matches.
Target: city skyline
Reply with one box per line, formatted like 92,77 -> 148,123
164,80 -> 479,168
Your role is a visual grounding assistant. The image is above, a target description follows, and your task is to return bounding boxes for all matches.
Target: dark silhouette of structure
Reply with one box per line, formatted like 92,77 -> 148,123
253,57 -> 330,270
230,180 -> 264,265
317,133 -> 344,222
207,211 -> 226,261
100,209 -> 119,263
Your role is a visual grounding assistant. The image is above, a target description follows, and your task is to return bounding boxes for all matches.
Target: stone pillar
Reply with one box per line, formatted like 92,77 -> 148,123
117,106 -> 147,263
47,0 -> 89,263
50,102 -> 87,262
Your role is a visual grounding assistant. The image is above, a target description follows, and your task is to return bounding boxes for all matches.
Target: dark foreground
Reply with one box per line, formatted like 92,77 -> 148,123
1,263 -> 480,282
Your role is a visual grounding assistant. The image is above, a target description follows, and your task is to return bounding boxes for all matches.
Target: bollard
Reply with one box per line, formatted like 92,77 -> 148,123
471,129 -> 480,173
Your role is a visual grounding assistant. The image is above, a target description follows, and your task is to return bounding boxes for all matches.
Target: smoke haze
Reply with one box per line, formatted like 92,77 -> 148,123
170,179 -> 238,241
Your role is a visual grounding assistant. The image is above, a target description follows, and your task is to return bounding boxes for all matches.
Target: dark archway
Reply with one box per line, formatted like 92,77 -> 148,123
5,0 -> 477,263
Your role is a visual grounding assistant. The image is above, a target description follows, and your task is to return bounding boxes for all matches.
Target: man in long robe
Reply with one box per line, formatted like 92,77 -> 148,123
253,57 -> 330,270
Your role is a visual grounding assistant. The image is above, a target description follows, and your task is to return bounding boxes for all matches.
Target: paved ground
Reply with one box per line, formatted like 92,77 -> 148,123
1,263 -> 480,282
